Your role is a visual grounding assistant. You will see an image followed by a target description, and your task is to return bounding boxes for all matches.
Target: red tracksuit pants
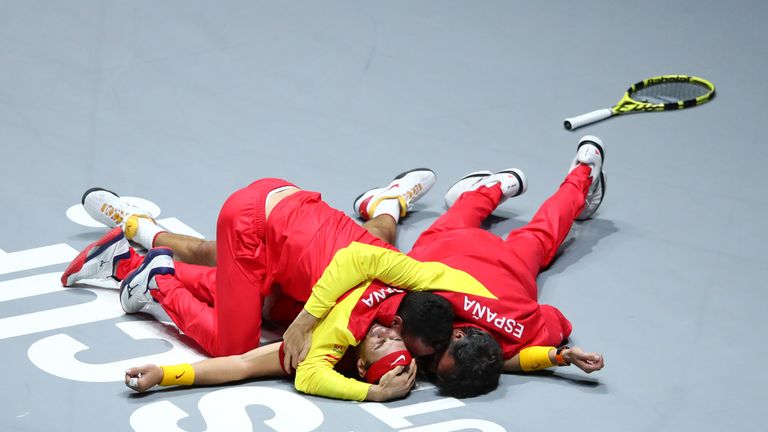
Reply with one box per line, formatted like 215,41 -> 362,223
412,164 -> 592,302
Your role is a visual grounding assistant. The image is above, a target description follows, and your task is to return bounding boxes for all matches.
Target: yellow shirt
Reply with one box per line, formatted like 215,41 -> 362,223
294,242 -> 496,400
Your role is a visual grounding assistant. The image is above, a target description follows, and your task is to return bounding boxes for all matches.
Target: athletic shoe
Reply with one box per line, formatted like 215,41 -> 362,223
444,169 -> 527,208
353,168 -> 436,220
568,135 -> 606,220
119,247 -> 175,313
443,170 -> 491,208
82,187 -> 154,229
61,227 -> 131,286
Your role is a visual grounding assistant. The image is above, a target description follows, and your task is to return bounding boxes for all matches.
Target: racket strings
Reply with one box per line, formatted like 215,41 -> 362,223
630,82 -> 711,104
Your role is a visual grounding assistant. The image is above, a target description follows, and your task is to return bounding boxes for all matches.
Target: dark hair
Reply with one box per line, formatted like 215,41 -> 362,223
397,292 -> 454,353
437,326 -> 503,398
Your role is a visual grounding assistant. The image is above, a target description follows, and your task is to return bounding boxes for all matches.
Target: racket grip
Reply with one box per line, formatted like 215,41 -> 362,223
564,108 -> 613,130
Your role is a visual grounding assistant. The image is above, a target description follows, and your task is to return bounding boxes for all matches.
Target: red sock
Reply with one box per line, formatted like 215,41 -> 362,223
114,249 -> 145,281
149,274 -> 175,302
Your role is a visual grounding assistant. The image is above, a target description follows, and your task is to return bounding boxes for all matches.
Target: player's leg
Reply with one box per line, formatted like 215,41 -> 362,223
203,179 -> 299,355
412,169 -> 526,249
505,136 -> 606,292
58,227 -> 220,341
122,179 -> 299,357
168,262 -> 217,305
153,233 -> 217,266
361,215 -> 398,244
150,186 -> 299,267
82,188 -> 218,266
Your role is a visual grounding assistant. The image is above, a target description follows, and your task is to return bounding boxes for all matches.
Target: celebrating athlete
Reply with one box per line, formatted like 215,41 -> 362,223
283,136 -> 607,397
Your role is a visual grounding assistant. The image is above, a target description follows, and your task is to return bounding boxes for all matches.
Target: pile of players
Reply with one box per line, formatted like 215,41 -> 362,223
62,136 -> 606,402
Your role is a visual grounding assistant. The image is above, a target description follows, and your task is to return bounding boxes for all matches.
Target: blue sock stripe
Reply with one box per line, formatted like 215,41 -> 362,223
148,265 -> 175,283
120,248 -> 174,291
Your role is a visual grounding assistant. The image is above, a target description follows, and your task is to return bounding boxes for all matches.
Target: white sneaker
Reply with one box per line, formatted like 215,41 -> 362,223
444,169 -> 527,208
61,227 -> 131,286
353,168 -> 436,220
569,135 -> 606,220
443,170 -> 491,208
82,187 -> 154,229
119,247 -> 175,313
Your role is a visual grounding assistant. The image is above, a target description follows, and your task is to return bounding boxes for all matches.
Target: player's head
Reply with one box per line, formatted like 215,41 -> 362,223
357,323 -> 413,383
394,292 -> 454,357
433,326 -> 503,398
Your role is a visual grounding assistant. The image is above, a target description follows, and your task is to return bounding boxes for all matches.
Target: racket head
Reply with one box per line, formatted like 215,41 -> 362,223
612,75 -> 716,114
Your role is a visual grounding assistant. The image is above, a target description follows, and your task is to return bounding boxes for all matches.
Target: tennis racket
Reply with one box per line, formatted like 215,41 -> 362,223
564,75 -> 715,130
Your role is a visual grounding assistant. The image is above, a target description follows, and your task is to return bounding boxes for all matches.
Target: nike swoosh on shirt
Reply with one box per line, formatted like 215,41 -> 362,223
390,354 -> 407,366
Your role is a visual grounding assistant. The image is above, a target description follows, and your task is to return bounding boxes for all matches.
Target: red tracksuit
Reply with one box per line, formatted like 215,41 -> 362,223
407,165 -> 592,358
145,178 -> 396,357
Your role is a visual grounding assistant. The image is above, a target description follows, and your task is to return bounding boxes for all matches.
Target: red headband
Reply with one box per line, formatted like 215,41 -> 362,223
364,350 -> 412,384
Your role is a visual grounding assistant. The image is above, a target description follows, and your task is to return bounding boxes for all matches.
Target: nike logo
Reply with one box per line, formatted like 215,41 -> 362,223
175,371 -> 185,379
390,354 -> 407,366
100,259 -> 109,267
381,184 -> 399,194
530,363 -> 541,369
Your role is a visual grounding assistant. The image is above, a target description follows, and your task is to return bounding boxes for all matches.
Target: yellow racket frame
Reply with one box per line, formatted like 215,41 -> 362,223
616,75 -> 716,113
564,75 -> 716,130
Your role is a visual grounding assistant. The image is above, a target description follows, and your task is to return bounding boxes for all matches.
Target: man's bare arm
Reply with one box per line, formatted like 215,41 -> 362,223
503,346 -> 604,373
124,342 -> 285,392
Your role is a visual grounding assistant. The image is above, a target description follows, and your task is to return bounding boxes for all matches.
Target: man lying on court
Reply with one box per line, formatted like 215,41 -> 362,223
283,135 -> 607,396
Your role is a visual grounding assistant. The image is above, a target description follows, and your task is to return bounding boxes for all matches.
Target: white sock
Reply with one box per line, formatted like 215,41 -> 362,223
127,216 -> 166,250
372,198 -> 401,223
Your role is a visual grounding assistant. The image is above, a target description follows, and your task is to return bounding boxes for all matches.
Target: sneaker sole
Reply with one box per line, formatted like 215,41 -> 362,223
61,227 -> 125,286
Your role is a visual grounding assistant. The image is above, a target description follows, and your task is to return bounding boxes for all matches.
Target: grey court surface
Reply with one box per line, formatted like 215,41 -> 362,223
1,1 -> 767,431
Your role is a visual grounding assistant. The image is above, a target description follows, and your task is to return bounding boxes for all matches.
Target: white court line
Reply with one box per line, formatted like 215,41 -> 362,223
0,243 -> 78,276
413,382 -> 437,392
0,272 -> 68,302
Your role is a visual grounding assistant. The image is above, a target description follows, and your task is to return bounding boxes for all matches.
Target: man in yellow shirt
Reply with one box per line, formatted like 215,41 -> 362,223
124,288 -> 453,401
